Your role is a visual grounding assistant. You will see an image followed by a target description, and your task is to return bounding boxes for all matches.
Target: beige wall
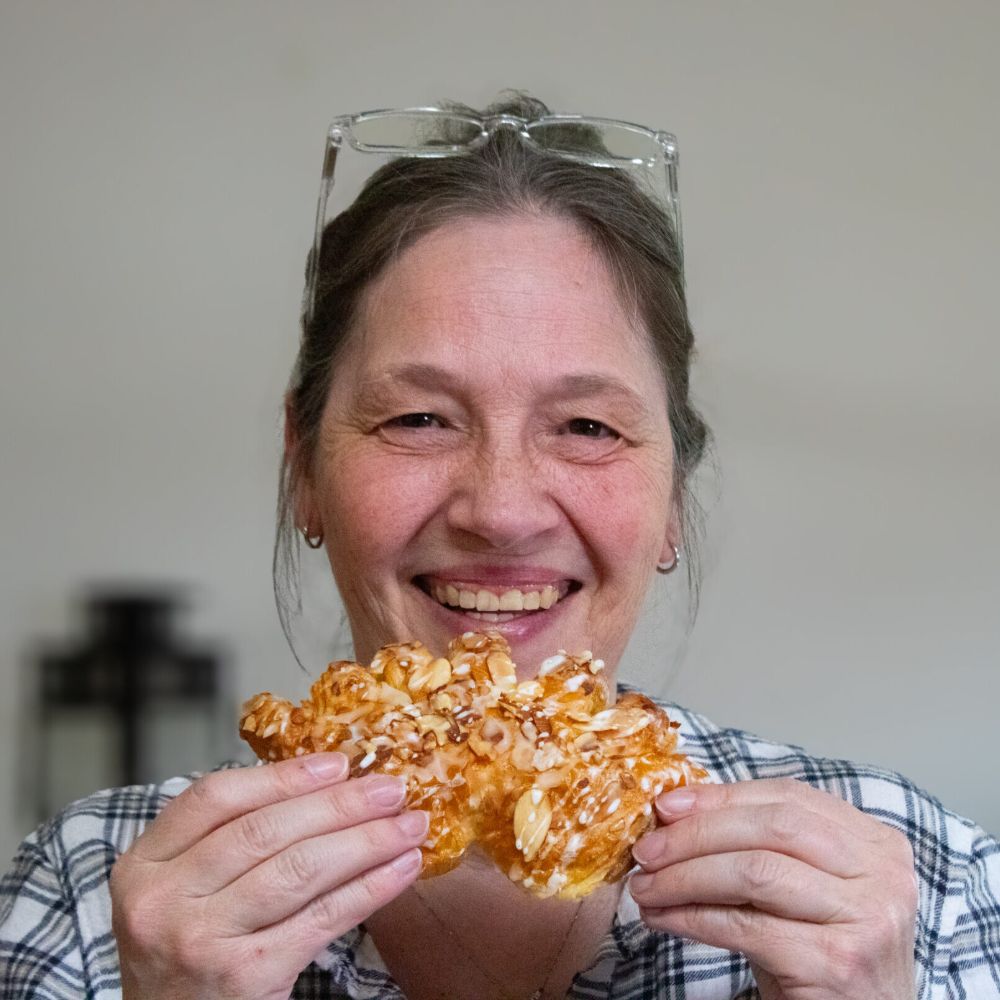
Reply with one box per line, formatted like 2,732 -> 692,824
2,0 -> 997,864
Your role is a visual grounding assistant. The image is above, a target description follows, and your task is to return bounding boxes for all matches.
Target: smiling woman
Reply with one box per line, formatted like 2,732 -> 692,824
2,94 -> 998,1000
300,213 -> 678,676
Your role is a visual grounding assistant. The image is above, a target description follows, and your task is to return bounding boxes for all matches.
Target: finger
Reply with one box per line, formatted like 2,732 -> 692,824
629,850 -> 854,924
135,754 -> 349,862
246,844 -> 423,971
655,778 -> 891,844
182,773 -> 409,893
633,801 -> 867,879
639,901 -> 818,974
211,810 -> 430,933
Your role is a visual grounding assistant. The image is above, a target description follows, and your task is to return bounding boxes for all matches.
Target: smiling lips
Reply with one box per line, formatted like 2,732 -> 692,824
419,577 -> 573,622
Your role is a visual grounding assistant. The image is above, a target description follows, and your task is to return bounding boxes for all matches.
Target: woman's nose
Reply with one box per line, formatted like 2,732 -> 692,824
444,438 -> 561,551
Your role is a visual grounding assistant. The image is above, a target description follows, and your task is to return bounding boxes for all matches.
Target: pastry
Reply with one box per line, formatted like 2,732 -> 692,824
240,631 -> 706,899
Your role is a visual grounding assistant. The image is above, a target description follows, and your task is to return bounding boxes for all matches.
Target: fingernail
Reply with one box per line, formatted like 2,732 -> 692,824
396,810 -> 429,838
629,872 -> 653,898
366,774 -> 407,807
657,789 -> 696,815
631,831 -> 664,866
389,847 -> 423,877
303,752 -> 348,779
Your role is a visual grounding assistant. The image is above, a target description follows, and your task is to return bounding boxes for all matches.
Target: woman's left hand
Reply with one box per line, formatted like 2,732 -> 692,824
629,778 -> 918,1000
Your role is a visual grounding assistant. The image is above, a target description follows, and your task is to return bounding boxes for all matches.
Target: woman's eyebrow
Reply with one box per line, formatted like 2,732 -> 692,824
352,365 -> 657,419
547,373 -> 659,418
550,372 -> 647,401
355,362 -> 458,395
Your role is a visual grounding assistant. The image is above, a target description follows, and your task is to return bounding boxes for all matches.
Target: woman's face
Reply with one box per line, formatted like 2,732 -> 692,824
302,213 -> 678,682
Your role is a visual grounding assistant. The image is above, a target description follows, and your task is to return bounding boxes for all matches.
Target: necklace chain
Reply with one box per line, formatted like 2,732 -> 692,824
411,884 -> 585,1000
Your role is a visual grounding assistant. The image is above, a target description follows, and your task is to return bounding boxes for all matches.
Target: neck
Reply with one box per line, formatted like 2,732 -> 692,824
366,851 -> 622,1000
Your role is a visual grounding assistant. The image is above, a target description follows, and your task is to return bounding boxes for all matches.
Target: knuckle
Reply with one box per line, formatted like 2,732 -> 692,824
108,853 -> 132,897
357,855 -> 409,903
742,850 -> 782,893
872,890 -> 918,944
234,809 -> 281,859
366,816 -> 409,855
273,844 -> 319,894
773,776 -> 807,798
321,783 -> 361,828
185,772 -> 228,813
304,884 -> 352,932
214,956 -> 256,998
272,757 -> 310,798
889,826 -> 916,864
170,926 -> 219,978
726,904 -> 759,935
763,804 -> 801,846
111,891 -> 156,947
892,862 -> 920,914
685,817 -> 712,859
824,932 -> 871,982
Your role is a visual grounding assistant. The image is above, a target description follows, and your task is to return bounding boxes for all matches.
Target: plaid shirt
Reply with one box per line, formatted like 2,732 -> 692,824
3,695 -> 999,999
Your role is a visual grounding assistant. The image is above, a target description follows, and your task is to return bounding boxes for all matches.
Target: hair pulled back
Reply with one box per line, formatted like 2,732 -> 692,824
276,93 -> 710,649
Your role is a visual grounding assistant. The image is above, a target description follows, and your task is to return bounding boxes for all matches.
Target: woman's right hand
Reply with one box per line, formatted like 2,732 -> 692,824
109,752 -> 427,1000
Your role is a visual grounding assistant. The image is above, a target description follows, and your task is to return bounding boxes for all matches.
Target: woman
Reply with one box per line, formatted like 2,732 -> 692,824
2,95 -> 998,1000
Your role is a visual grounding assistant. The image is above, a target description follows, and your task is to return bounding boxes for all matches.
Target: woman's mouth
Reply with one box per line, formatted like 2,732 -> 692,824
413,576 -> 581,624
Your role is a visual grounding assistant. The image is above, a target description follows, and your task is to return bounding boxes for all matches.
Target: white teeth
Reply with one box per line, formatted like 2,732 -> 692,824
476,589 -> 500,612
428,582 -> 565,613
499,589 -> 524,612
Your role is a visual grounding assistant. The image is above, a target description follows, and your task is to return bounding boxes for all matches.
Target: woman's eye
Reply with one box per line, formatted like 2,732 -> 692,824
564,418 -> 620,439
385,412 -> 444,430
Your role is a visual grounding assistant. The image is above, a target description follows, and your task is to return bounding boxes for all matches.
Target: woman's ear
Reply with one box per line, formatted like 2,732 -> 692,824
659,507 -> 682,566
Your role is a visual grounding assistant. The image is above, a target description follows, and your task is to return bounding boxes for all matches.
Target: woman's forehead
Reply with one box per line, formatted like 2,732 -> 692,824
350,214 -> 660,383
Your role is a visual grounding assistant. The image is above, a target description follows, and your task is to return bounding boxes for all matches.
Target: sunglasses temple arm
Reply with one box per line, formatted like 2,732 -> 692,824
304,137 -> 340,325
664,156 -> 683,274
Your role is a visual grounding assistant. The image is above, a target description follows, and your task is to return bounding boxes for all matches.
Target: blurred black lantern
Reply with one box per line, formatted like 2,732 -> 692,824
34,588 -> 225,819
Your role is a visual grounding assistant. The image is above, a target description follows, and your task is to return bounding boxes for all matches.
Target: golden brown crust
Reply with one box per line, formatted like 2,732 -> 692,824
240,631 -> 706,899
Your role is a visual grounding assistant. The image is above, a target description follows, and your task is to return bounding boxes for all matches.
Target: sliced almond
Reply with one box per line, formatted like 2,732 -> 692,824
416,714 -> 451,746
408,657 -> 452,694
486,650 -> 517,690
429,690 -> 453,712
384,660 -> 406,690
582,708 -> 650,734
513,788 -> 552,862
515,679 -> 543,699
532,742 -> 565,771
378,682 -> 412,707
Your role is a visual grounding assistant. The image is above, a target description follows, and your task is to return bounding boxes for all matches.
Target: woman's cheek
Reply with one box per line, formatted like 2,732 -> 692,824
568,464 -> 672,554
323,449 -> 457,547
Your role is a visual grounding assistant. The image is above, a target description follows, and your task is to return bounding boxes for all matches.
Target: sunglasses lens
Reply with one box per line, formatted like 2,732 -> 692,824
526,121 -> 661,164
350,113 -> 482,151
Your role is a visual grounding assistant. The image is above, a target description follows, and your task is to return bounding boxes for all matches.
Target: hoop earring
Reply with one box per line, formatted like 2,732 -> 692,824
300,526 -> 324,550
656,544 -> 681,575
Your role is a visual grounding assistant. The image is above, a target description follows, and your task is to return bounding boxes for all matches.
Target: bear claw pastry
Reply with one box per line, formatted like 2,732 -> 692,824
239,631 -> 706,899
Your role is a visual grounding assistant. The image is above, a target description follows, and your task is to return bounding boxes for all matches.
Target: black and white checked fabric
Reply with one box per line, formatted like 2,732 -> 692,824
3,696 -> 998,999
